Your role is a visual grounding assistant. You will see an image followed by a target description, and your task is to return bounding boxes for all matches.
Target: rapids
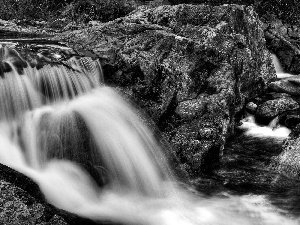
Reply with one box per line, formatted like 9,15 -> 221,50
0,43 -> 298,224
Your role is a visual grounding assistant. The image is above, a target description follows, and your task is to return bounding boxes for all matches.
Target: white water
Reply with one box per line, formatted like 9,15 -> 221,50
238,114 -> 291,139
271,54 -> 295,79
0,45 -> 298,224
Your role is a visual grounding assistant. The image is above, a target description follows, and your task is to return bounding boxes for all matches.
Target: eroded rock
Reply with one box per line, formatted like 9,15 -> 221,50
256,97 -> 299,121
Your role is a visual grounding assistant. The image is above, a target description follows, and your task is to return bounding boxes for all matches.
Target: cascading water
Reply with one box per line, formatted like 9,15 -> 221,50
0,44 -> 298,225
271,54 -> 294,79
238,114 -> 291,139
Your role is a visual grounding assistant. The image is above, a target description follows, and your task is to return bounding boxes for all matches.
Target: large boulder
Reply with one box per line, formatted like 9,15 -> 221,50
56,4 -> 275,176
256,97 -> 299,121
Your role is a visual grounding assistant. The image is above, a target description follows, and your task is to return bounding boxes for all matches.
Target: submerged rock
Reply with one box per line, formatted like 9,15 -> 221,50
56,4 -> 275,176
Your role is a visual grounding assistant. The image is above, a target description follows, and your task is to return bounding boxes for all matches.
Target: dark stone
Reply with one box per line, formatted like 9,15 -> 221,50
278,110 -> 300,129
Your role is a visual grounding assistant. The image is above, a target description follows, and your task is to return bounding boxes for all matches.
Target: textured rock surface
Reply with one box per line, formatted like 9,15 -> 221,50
56,4 -> 275,176
256,97 -> 299,121
0,164 -> 111,225
269,75 -> 300,96
269,126 -> 300,178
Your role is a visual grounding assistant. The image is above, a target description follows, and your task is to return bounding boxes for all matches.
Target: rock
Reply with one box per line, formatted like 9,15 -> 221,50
269,75 -> 300,95
269,126 -> 300,178
279,110 -> 300,129
55,4 -> 275,176
256,97 -> 299,121
246,102 -> 257,114
0,163 -> 119,225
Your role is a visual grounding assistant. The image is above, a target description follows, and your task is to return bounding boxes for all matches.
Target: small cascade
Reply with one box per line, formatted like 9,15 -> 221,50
0,44 -> 104,119
271,54 -> 294,79
23,61 -> 102,103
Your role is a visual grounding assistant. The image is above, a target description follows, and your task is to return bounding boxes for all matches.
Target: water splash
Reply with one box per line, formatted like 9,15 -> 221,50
238,114 -> 291,139
19,87 -> 172,195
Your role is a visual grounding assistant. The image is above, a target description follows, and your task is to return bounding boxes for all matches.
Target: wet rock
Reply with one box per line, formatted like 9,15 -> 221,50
56,4 -> 275,176
269,75 -> 300,95
256,97 -> 299,121
0,163 -> 120,225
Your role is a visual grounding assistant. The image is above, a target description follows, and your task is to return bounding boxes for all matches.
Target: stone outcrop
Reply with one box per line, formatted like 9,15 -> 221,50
0,164 -> 103,225
256,97 -> 299,121
56,4 -> 275,176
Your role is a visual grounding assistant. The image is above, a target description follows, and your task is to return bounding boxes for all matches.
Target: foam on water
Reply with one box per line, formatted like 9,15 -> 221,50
238,114 -> 291,139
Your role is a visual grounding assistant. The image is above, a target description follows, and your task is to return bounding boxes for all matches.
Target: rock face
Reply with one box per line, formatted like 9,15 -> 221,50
56,4 -> 275,176
256,97 -> 299,121
0,164 -> 113,225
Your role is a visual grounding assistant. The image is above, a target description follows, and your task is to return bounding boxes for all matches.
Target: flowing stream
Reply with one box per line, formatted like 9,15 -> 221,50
0,41 -> 298,224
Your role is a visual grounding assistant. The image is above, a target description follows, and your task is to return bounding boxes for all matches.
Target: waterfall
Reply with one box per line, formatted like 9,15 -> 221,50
0,44 -> 298,225
271,54 -> 294,78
